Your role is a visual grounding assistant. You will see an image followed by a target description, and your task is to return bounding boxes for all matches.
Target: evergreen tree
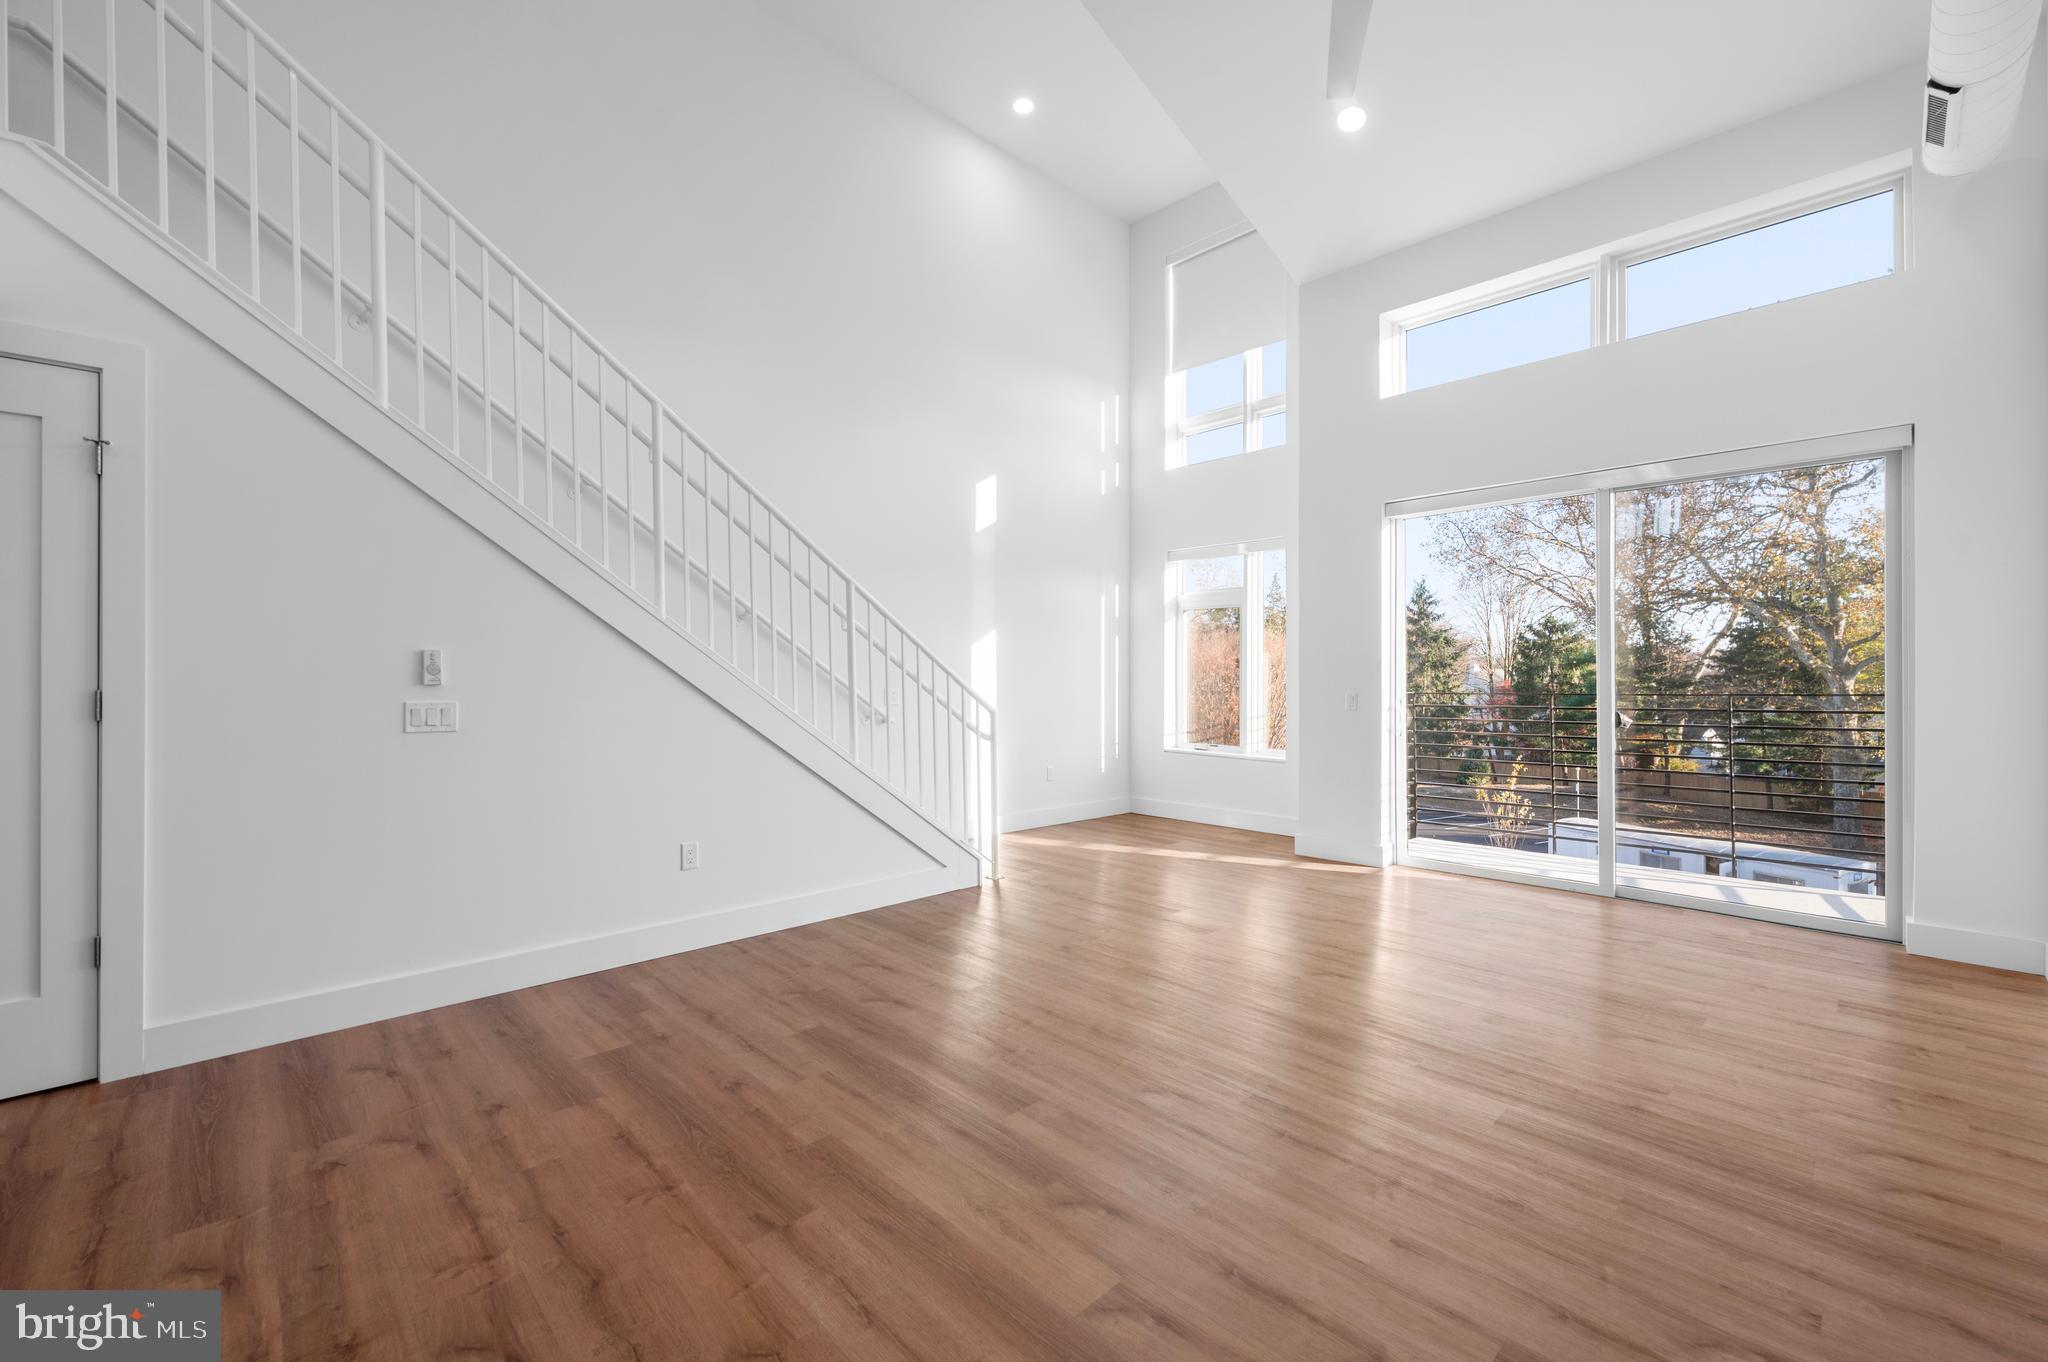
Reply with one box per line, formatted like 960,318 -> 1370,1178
1406,582 -> 1468,701
1510,615 -> 1596,709
1406,583 -> 1474,832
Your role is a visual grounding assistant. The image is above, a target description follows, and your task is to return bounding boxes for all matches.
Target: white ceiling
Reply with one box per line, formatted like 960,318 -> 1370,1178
1080,0 -> 1930,281
758,0 -> 1213,221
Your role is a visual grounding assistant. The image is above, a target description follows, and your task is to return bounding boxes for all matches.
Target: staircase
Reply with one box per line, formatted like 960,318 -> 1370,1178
1,0 -> 998,875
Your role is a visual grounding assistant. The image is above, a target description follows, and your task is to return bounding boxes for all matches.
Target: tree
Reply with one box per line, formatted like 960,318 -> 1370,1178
1406,582 -> 1468,702
1510,615 -> 1596,709
1406,583 -> 1473,834
1263,566 -> 1287,750
1418,464 -> 1886,850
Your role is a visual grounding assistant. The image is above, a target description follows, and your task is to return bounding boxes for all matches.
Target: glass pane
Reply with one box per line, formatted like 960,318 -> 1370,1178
1401,493 -> 1599,882
1625,191 -> 1894,339
1256,341 -> 1287,400
1185,423 -> 1245,465
1256,412 -> 1286,449
1178,554 -> 1244,593
1403,279 -> 1591,392
1182,353 -> 1244,416
1614,458 -> 1886,921
1183,607 -> 1241,746
1260,552 -> 1287,751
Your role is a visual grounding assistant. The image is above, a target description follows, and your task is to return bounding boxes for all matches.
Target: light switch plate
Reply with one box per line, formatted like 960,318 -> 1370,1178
404,701 -> 460,733
421,648 -> 445,686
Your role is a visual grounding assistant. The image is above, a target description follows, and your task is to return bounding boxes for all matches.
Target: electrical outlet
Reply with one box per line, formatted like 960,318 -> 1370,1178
1344,691 -> 1360,712
680,841 -> 700,871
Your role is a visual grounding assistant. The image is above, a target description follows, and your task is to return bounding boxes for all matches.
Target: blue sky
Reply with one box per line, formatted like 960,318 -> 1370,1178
1405,190 -> 1894,392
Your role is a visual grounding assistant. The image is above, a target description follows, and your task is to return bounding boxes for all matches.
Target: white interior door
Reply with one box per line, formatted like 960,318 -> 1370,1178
0,354 -> 101,1099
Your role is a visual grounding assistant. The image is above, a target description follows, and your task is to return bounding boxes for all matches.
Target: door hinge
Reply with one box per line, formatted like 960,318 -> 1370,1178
85,436 -> 107,476
93,936 -> 102,969
94,690 -> 103,723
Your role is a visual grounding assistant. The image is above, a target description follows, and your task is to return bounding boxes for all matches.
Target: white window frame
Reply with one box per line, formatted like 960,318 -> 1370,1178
1166,539 -> 1287,760
1383,424 -> 1911,943
1165,225 -> 1288,470
1380,153 -> 1911,397
1168,344 -> 1287,469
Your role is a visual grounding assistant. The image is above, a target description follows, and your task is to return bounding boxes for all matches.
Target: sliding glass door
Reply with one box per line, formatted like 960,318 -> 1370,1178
1613,458 -> 1888,924
1392,432 -> 1902,938
1401,493 -> 1602,885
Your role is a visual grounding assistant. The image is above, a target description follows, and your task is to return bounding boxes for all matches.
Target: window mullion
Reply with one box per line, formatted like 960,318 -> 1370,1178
1242,346 -> 1258,450
1239,559 -> 1259,752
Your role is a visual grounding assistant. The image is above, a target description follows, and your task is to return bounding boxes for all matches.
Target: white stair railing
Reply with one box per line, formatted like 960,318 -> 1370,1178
2,0 -> 998,874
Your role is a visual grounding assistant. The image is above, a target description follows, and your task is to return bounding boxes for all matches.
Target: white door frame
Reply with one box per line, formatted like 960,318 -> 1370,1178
1385,424 -> 1912,943
1,321 -> 148,1082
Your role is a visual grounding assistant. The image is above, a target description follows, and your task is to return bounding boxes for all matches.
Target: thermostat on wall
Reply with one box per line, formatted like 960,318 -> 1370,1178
421,647 -> 445,685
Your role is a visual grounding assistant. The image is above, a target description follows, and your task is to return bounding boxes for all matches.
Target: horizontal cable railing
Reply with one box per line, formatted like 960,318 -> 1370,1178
1406,690 -> 1884,894
2,0 -> 996,872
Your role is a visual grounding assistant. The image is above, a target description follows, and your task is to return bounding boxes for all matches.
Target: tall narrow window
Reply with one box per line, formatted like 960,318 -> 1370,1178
1169,231 -> 1289,467
1169,545 -> 1286,756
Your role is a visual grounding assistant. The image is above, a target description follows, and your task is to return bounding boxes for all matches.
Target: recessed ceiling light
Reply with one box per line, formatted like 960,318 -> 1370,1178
1336,104 -> 1367,133
1013,96 -> 1036,116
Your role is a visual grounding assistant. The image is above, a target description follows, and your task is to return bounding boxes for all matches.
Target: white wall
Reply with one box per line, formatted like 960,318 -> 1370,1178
1127,185 -> 1299,834
0,188 -> 961,1066
235,0 -> 1134,829
1297,66 -> 2048,970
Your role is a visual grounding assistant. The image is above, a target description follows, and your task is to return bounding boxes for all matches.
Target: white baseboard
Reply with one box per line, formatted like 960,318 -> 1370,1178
1001,797 -> 1132,832
1905,920 -> 2047,976
141,864 -> 970,1073
1292,834 -> 1390,867
1131,797 -> 1296,837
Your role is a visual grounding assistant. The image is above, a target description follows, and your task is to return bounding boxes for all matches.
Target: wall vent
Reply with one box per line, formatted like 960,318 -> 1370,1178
1923,87 -> 1950,148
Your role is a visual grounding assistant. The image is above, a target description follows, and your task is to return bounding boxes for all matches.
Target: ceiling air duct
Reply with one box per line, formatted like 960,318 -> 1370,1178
1922,0 -> 2044,174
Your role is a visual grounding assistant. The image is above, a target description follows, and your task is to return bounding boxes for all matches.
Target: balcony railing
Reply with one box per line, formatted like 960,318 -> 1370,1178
1406,690 -> 1885,895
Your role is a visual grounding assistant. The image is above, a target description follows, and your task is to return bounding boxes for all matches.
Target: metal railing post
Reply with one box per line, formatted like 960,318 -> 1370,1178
1549,698 -> 1559,852
1728,694 -> 1738,879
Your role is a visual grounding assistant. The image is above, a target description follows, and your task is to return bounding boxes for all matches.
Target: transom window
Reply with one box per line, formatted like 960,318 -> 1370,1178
1382,163 -> 1905,396
1176,342 -> 1287,465
1169,228 -> 1289,467
1168,544 -> 1287,757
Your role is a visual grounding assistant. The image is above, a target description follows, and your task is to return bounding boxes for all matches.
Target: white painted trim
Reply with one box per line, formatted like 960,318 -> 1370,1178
1293,834 -> 1388,867
1132,797 -> 1296,837
142,864 -> 971,1073
1385,424 -> 1913,518
0,320 -> 148,1083
1905,921 -> 2047,976
1001,797 -> 1132,833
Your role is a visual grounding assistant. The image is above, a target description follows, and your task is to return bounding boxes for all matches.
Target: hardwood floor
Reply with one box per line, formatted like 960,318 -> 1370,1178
4,814 -> 2046,1361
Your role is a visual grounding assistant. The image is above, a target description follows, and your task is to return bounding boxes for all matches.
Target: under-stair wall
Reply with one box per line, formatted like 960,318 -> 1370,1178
0,0 -> 1133,1070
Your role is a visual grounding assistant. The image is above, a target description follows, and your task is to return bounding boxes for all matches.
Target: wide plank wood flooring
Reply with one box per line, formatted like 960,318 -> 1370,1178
4,814 -> 2047,1360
